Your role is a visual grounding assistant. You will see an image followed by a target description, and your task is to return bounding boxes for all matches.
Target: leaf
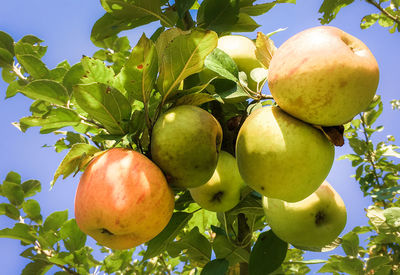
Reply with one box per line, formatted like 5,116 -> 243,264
201,259 -> 229,275
0,31 -> 14,55
250,67 -> 268,83
2,180 -> 24,206
22,199 -> 42,223
60,219 -> 86,251
175,93 -> 216,106
116,33 -> 158,103
5,171 -> 21,184
366,256 -> 391,273
361,13 -> 380,29
228,12 -> 261,32
249,230 -> 288,275
255,31 -> 277,68
0,223 -> 36,244
157,29 -> 218,100
213,234 -> 250,265
43,210 -> 69,232
21,80 -> 70,105
21,179 -> 41,198
341,231 -> 359,256
143,211 -> 193,260
0,203 -> 20,220
51,143 -> 100,186
81,56 -> 115,85
0,48 -> 14,68
17,54 -> 50,79
91,13 -> 155,43
348,138 -> 367,155
383,207 -> 400,228
19,108 -> 81,134
155,28 -> 186,62
21,261 -> 52,275
204,48 -> 239,82
197,0 -> 240,33
337,256 -> 364,275
227,194 -> 264,216
62,62 -> 85,93
318,0 -> 355,24
73,83 -> 131,134
176,0 -> 197,18
102,0 -> 174,27
240,2 -> 275,16
168,227 -> 211,265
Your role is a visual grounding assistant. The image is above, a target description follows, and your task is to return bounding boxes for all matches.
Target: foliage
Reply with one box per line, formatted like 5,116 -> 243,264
0,0 -> 399,274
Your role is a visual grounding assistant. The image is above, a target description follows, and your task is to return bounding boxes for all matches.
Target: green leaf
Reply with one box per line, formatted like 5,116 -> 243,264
197,0 -> 240,33
16,35 -> 47,58
366,256 -> 391,273
240,2 -> 275,16
341,231 -> 359,256
249,230 -> 288,275
337,256 -> 364,275
0,203 -> 20,220
187,209 -> 218,236
255,31 -> 276,69
19,108 -> 81,134
213,234 -> 250,265
2,180 -> 24,206
81,56 -> 115,85
227,194 -> 264,216
205,48 -> 239,82
51,143 -> 100,186
21,80 -> 70,105
201,259 -> 229,275
383,207 -> 400,228
229,12 -> 261,32
102,0 -> 175,27
73,83 -> 131,134
167,227 -> 211,264
157,28 -> 218,100
21,179 -> 41,198
176,0 -> 197,18
175,93 -> 216,106
5,80 -> 25,98
0,31 -> 15,55
318,0 -> 354,24
50,67 -> 68,82
361,14 -> 379,29
22,199 -> 42,222
0,223 -> 36,244
43,210 -> 69,232
143,211 -> 193,260
0,48 -> 14,68
60,219 -> 86,251
21,261 -> 52,275
348,138 -> 367,155
62,62 -> 85,93
5,171 -> 21,184
116,33 -> 158,103
17,54 -> 50,79
91,13 -> 155,43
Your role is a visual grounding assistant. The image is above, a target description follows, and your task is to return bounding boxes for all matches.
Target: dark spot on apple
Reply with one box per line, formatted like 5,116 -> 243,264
137,64 -> 143,69
210,191 -> 224,203
100,228 -> 114,235
260,186 -> 265,191
339,80 -> 347,88
115,219 -> 120,225
315,211 -> 325,226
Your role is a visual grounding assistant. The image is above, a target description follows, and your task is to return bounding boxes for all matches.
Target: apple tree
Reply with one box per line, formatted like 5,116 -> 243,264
0,0 -> 399,274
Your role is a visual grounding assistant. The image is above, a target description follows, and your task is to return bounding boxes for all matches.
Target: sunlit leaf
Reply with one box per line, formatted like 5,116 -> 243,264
255,31 -> 276,68
60,219 -> 87,251
21,80 -> 70,105
0,223 -> 36,244
43,210 -> 69,232
17,54 -> 50,79
318,0 -> 354,24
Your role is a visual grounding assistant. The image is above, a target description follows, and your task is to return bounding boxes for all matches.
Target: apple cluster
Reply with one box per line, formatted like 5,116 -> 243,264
73,26 -> 379,251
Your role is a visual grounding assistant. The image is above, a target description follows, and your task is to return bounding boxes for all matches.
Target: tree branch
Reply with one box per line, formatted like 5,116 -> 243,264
365,0 -> 400,26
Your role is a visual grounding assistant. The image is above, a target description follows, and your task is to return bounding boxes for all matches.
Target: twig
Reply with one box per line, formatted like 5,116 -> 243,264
365,0 -> 400,25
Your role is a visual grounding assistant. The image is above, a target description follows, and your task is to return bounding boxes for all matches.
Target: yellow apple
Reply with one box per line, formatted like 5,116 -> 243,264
151,105 -> 223,188
217,35 -> 263,92
236,106 -> 334,202
74,148 -> 174,250
268,26 -> 379,126
189,151 -> 245,212
263,181 -> 347,249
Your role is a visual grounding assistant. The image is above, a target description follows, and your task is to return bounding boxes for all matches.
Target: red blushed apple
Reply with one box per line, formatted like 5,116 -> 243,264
268,26 -> 379,126
74,148 -> 175,250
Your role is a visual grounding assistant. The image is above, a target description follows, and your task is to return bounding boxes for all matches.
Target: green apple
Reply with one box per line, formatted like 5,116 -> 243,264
216,35 -> 263,92
263,181 -> 347,249
268,26 -> 379,126
151,105 -> 223,188
189,151 -> 245,212
236,106 -> 334,202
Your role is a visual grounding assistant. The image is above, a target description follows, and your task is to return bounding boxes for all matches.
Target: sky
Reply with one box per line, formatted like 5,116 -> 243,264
0,0 -> 399,274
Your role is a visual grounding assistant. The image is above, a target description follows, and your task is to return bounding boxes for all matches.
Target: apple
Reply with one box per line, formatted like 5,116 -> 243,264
268,26 -> 379,126
236,106 -> 334,202
217,35 -> 263,92
74,148 -> 174,250
263,181 -> 347,249
151,105 -> 223,188
189,151 -> 245,212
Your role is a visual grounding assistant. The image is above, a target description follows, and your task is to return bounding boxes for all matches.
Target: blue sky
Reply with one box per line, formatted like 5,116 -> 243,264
0,0 -> 399,274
